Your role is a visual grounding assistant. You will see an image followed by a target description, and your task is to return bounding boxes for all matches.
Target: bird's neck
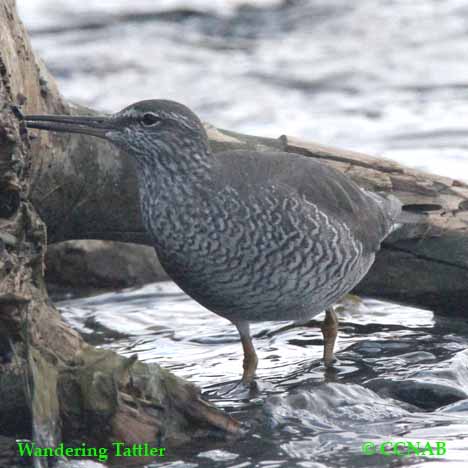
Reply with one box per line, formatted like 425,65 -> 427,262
136,141 -> 213,191
134,141 -> 214,243
136,128 -> 212,180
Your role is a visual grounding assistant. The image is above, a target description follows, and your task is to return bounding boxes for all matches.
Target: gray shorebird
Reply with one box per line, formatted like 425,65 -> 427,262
24,100 -> 401,385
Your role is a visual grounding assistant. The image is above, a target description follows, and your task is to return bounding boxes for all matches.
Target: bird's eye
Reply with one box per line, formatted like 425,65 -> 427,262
141,113 -> 162,127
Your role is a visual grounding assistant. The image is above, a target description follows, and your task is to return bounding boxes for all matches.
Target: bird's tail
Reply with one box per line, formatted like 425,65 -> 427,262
364,190 -> 401,223
380,193 -> 402,224
379,193 -> 428,234
364,191 -> 426,235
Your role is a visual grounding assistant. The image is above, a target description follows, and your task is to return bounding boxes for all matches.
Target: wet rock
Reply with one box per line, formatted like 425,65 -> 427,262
367,379 -> 468,411
45,240 -> 169,291
367,351 -> 468,410
265,383 -> 409,433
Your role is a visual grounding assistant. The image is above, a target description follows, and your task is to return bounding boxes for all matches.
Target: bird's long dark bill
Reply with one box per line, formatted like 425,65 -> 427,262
24,114 -> 114,139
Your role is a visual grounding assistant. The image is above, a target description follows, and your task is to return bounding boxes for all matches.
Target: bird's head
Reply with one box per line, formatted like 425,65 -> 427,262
24,99 -> 211,171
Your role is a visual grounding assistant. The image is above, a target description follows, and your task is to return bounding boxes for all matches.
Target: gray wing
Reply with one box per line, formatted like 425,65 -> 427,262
212,149 -> 401,253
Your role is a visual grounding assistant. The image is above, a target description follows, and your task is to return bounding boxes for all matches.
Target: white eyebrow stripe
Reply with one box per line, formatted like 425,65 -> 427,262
119,108 -> 141,119
116,109 -> 198,131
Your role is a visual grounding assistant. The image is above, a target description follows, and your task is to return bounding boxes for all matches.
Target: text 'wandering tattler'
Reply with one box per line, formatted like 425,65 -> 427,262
23,100 -> 402,385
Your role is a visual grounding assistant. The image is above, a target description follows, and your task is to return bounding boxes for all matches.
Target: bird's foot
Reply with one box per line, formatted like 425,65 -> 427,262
214,378 -> 259,398
323,355 -> 339,368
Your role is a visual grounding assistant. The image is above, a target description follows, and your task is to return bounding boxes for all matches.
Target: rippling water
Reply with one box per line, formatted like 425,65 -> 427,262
20,0 -> 468,180
18,0 -> 468,466
57,284 -> 468,467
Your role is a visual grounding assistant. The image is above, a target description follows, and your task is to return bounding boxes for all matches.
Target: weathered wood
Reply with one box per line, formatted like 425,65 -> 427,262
0,1 -> 240,464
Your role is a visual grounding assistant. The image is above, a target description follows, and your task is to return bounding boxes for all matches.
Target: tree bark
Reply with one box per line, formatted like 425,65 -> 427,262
0,2 -> 239,466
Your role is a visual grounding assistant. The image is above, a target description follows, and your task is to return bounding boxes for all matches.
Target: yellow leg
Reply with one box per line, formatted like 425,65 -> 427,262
321,308 -> 338,367
235,321 -> 258,385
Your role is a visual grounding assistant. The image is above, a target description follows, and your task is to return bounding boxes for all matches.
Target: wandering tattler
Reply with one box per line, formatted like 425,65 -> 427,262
23,100 -> 401,384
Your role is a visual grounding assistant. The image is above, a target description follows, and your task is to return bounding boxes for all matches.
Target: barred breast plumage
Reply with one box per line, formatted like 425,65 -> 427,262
141,148 -> 396,325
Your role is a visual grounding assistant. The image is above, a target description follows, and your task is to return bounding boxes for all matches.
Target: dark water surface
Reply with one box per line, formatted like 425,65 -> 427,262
18,0 -> 468,466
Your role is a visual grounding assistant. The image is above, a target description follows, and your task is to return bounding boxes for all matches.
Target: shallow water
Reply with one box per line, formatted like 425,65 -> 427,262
17,0 -> 468,466
57,283 -> 468,467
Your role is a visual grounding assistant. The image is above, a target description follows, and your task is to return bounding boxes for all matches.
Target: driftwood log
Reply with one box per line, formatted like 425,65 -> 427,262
0,1 -> 239,466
